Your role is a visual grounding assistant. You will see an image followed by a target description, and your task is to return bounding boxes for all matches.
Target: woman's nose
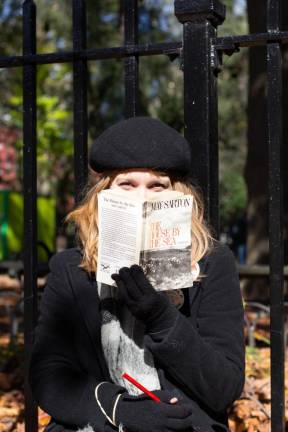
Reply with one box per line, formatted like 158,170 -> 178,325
136,186 -> 149,199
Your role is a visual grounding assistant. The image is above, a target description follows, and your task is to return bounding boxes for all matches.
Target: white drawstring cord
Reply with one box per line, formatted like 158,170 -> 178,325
95,381 -> 125,430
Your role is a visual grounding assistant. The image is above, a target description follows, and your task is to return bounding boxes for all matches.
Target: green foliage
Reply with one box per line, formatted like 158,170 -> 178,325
0,191 -> 56,260
218,1 -> 248,229
0,0 -> 249,228
8,88 -> 72,194
10,94 -> 71,154
220,171 -> 247,226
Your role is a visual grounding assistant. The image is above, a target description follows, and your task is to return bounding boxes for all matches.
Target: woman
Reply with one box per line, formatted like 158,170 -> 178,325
29,117 -> 245,432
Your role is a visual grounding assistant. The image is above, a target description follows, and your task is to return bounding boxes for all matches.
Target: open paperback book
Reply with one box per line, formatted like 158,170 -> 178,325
96,189 -> 195,291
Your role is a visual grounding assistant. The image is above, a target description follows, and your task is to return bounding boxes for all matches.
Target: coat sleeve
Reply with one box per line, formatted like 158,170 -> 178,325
29,252 -> 125,430
144,244 -> 245,413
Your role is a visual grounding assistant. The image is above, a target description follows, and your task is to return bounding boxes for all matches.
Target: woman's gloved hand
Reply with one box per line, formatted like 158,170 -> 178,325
114,389 -> 194,432
111,265 -> 179,333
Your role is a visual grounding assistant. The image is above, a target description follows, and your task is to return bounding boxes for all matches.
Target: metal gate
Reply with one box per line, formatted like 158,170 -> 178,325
0,0 -> 285,430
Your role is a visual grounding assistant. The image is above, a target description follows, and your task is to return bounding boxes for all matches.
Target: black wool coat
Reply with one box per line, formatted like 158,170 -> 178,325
29,241 -> 245,432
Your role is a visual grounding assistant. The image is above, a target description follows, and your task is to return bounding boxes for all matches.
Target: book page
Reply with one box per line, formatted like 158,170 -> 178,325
140,195 -> 194,291
96,191 -> 143,286
106,188 -> 183,201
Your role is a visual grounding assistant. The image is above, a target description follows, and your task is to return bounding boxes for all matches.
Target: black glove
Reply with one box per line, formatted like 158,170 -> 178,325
111,265 -> 179,334
115,389 -> 194,432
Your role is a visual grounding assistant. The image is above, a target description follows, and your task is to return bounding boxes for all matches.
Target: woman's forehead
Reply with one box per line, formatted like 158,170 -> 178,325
114,169 -> 170,179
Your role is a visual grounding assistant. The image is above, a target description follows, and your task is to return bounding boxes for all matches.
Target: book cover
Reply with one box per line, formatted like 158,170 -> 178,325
96,189 -> 194,290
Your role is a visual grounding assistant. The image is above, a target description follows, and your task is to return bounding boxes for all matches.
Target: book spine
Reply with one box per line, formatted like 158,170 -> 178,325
139,201 -> 148,267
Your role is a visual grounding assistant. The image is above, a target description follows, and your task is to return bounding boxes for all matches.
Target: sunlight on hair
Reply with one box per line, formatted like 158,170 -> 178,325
65,170 -> 215,275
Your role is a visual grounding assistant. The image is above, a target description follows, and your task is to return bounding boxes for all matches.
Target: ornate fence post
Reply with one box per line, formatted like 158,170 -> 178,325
73,0 -> 88,203
174,0 -> 225,236
267,0 -> 285,429
22,1 -> 38,431
124,0 -> 139,118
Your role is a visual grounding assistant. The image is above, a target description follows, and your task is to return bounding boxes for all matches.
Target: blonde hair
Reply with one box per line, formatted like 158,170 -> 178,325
65,169 -> 215,274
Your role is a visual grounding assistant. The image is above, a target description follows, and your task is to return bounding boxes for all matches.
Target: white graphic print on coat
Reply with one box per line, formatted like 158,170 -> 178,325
97,282 -> 161,396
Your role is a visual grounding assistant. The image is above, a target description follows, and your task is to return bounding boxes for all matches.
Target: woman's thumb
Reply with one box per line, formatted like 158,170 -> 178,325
153,390 -> 180,404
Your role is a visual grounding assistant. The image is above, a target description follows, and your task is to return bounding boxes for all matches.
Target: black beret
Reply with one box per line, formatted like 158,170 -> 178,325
89,116 -> 191,176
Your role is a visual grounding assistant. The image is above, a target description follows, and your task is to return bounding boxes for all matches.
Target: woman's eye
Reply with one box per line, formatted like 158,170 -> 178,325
152,183 -> 165,188
118,182 -> 166,188
119,182 -> 132,187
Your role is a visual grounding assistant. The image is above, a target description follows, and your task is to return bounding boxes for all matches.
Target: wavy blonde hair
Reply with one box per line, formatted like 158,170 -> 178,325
65,169 -> 215,274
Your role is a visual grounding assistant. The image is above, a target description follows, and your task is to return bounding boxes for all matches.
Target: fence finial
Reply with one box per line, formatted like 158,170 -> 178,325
174,0 -> 226,27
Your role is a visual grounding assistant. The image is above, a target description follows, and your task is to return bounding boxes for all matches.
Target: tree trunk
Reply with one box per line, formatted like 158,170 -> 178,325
244,0 -> 288,300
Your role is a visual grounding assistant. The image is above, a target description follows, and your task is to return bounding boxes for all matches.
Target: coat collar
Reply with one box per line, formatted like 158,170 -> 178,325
66,249 -> 110,380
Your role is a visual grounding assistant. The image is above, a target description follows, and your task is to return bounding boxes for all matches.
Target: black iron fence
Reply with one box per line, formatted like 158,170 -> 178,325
0,0 -> 285,431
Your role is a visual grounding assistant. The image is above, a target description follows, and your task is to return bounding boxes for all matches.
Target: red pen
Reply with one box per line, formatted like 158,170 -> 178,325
122,372 -> 161,403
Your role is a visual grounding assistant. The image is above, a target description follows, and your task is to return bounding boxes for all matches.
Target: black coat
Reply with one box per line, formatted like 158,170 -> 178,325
29,242 -> 245,432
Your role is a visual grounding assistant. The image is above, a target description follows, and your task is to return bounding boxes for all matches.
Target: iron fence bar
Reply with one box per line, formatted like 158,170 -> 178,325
2,31 -> 288,70
22,1 -> 38,431
208,41 -> 220,238
174,0 -> 225,236
267,0 -> 285,430
237,264 -> 288,278
214,31 -> 288,52
124,0 -> 139,117
0,41 -> 182,69
73,0 -> 88,202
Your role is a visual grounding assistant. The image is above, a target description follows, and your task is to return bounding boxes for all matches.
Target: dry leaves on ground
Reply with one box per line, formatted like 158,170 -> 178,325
228,346 -> 288,432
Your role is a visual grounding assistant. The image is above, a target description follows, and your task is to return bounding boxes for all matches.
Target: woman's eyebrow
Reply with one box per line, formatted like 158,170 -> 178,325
149,178 -> 169,182
117,174 -> 169,183
116,177 -> 133,181
116,176 -> 168,182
